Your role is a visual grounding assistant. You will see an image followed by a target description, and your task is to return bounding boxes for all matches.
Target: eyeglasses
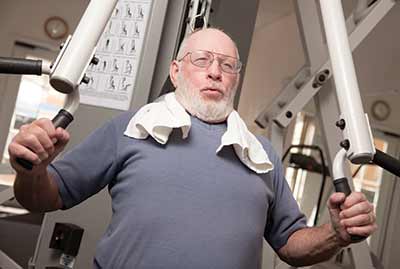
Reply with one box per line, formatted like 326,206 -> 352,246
178,50 -> 242,74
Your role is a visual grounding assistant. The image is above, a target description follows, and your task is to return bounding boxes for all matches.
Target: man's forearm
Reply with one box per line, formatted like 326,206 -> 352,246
13,169 -> 62,212
278,224 -> 344,267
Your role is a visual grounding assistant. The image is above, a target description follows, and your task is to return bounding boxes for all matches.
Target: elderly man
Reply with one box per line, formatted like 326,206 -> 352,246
9,28 -> 376,268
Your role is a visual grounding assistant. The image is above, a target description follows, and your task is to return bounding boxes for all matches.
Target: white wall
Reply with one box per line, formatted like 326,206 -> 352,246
0,0 -> 89,102
238,8 -> 305,137
354,4 -> 400,135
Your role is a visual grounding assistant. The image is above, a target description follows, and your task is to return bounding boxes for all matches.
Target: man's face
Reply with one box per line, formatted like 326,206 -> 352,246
170,29 -> 240,123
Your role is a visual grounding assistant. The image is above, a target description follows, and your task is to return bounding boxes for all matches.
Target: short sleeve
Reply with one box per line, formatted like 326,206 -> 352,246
260,138 -> 307,251
48,119 -> 120,209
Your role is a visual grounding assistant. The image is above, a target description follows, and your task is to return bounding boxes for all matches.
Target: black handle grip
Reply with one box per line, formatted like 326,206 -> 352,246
333,177 -> 367,242
333,177 -> 351,196
0,57 -> 42,75
16,158 -> 34,170
16,109 -> 74,170
52,109 -> 74,129
373,149 -> 400,177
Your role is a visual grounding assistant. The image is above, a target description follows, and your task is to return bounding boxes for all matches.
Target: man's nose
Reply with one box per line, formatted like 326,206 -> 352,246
207,59 -> 222,81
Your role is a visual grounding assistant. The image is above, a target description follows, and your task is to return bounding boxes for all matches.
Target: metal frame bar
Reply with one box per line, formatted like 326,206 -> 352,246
256,0 -> 396,131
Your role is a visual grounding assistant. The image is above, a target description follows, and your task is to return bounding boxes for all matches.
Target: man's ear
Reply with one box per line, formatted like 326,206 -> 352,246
169,60 -> 180,88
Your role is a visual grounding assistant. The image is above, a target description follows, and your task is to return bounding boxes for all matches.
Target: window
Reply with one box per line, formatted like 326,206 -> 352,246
285,112 -> 316,199
351,138 -> 387,208
1,55 -> 66,164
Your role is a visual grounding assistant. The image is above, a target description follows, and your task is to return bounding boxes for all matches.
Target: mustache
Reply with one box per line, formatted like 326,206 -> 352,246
200,83 -> 225,93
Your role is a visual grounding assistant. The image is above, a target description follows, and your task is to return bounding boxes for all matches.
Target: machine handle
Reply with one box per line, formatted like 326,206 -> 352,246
373,149 -> 400,177
333,177 -> 367,242
51,109 -> 74,129
0,57 -> 42,75
16,109 -> 74,170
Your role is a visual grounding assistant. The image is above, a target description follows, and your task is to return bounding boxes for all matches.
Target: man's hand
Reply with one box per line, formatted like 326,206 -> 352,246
328,192 -> 377,246
8,118 -> 70,174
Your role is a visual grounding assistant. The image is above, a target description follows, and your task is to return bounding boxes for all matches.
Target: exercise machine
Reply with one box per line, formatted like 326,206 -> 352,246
256,0 -> 400,268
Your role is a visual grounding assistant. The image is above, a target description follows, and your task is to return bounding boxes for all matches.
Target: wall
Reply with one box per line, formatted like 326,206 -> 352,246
238,1 -> 305,137
354,4 -> 400,135
0,0 -> 89,98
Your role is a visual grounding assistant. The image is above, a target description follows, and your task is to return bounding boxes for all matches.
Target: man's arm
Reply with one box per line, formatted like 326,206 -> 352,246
13,170 -> 63,212
8,119 -> 70,212
277,192 -> 377,267
277,223 -> 342,266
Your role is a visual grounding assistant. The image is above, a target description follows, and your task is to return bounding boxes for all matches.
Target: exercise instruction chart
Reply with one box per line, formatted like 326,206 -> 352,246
79,0 -> 153,111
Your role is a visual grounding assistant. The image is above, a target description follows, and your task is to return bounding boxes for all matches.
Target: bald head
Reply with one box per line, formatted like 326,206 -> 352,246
176,28 -> 240,60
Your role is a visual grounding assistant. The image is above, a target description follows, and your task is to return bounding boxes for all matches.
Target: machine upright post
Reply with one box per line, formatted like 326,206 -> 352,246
319,0 -> 375,164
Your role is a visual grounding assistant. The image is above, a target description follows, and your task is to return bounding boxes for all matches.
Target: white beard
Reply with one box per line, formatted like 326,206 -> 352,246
175,72 -> 237,123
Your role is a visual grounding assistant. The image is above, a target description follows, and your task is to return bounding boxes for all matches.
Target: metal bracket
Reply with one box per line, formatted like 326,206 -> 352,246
186,0 -> 213,35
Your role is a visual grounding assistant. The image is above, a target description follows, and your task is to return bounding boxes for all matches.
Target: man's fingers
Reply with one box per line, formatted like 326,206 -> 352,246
346,223 -> 378,237
342,192 -> 368,209
34,118 -> 57,136
328,191 -> 377,244
30,125 -> 56,156
39,128 -> 71,166
8,142 -> 41,166
341,212 -> 376,227
19,126 -> 56,161
53,128 -> 70,149
55,128 -> 70,144
15,132 -> 49,162
340,200 -> 373,218
327,192 -> 346,210
8,119 -> 70,170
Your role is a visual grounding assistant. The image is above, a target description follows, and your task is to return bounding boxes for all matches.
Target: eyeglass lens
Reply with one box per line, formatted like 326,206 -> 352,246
189,51 -> 241,73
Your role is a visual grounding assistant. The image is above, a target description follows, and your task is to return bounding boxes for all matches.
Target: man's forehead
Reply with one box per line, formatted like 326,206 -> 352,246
185,29 -> 238,58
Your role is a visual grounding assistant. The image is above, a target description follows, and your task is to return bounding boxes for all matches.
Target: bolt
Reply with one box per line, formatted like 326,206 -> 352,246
81,75 -> 90,84
313,69 -> 330,88
336,119 -> 346,130
340,139 -> 350,150
91,56 -> 99,65
286,111 -> 293,118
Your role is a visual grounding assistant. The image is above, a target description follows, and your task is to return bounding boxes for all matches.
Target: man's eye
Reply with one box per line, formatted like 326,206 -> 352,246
193,57 -> 210,65
222,62 -> 235,70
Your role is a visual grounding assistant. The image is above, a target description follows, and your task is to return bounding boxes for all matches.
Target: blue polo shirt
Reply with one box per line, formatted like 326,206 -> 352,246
49,111 -> 306,269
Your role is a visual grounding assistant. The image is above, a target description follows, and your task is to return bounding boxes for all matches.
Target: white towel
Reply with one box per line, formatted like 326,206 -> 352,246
124,92 -> 273,174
